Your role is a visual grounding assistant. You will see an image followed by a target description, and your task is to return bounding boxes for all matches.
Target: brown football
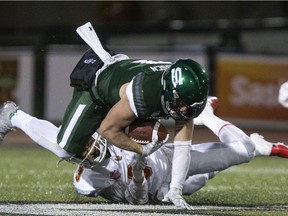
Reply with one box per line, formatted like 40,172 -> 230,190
126,118 -> 168,144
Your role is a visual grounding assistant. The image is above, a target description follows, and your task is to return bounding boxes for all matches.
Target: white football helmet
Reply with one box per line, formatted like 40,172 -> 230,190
73,131 -> 109,168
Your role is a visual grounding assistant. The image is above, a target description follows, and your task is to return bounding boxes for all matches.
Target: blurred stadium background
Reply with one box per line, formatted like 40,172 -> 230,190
0,1 -> 287,144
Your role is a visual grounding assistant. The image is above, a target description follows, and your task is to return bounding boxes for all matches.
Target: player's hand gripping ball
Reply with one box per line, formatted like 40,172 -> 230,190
126,119 -> 169,144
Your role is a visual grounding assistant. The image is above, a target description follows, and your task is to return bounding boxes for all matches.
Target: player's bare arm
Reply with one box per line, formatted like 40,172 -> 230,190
98,83 -> 145,154
98,94 -> 143,155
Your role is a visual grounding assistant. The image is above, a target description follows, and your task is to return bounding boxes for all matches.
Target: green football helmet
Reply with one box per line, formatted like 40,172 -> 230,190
162,59 -> 209,121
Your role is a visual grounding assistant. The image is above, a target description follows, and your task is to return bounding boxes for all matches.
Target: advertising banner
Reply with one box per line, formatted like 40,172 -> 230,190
215,53 -> 288,129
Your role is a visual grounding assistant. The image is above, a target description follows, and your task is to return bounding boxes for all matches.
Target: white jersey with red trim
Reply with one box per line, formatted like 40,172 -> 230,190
73,144 -> 173,203
73,136 -> 254,203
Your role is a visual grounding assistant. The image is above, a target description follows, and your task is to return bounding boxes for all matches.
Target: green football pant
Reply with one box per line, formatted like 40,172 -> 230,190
57,89 -> 108,156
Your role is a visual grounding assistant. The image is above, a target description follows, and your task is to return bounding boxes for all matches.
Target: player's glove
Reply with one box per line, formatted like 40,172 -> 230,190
142,134 -> 165,156
279,81 -> 288,108
162,187 -> 193,210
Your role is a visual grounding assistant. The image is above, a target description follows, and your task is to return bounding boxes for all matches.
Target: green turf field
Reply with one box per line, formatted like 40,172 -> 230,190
1,146 -> 288,215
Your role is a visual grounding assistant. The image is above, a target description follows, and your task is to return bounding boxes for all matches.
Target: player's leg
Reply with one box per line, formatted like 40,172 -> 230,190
189,97 -> 255,173
183,138 -> 288,195
182,172 -> 216,195
181,97 -> 253,194
56,89 -> 108,156
0,101 -> 71,158
184,96 -> 288,194
195,96 -> 288,158
194,97 -> 251,144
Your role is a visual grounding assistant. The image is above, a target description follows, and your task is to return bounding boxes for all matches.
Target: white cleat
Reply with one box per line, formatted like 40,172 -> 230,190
0,101 -> 19,144
194,96 -> 218,126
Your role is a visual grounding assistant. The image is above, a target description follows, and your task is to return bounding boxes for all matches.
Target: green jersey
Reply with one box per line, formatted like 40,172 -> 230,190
94,59 -> 171,118
58,58 -> 172,155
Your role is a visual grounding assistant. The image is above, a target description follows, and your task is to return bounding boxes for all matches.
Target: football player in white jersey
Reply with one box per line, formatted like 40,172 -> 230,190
72,96 -> 288,205
0,97 -> 287,207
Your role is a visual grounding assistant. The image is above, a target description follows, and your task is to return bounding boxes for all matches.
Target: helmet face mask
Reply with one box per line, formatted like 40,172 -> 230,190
164,89 -> 207,121
80,132 -> 110,167
162,59 -> 209,121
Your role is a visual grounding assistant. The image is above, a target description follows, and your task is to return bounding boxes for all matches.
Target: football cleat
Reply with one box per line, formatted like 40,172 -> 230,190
0,101 -> 19,144
250,133 -> 288,158
193,96 -> 218,126
270,144 -> 288,158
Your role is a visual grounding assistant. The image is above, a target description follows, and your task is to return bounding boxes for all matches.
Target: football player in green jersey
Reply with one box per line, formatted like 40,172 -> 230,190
0,23 -> 209,209
95,58 -> 208,209
60,24 -> 208,210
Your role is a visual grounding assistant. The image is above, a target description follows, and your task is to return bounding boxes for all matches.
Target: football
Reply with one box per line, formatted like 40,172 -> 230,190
126,118 -> 168,144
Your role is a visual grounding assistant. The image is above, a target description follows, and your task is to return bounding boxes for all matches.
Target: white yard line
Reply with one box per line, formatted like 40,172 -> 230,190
1,203 -> 287,216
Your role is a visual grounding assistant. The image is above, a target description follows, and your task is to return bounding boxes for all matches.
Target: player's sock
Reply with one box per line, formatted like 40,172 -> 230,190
11,109 -> 33,131
11,110 -> 71,158
201,109 -> 249,144
196,97 -> 249,143
195,97 -> 235,139
11,110 -> 58,143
